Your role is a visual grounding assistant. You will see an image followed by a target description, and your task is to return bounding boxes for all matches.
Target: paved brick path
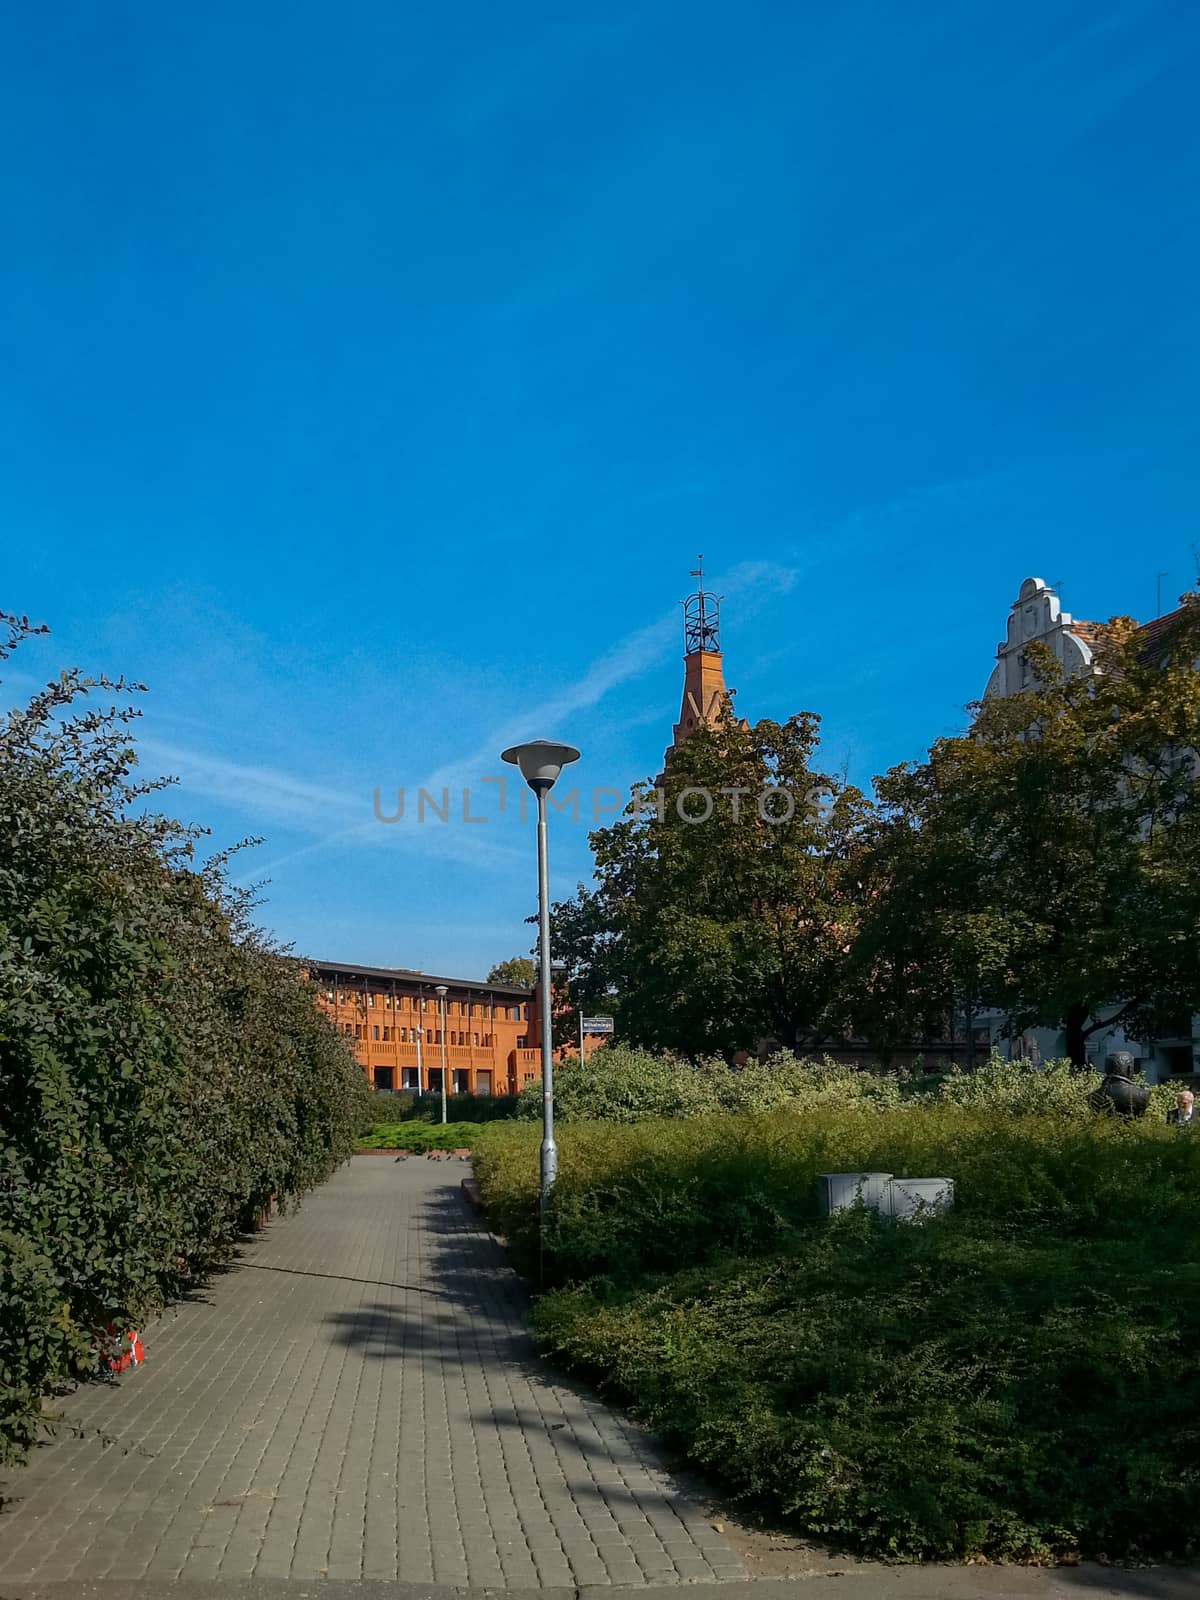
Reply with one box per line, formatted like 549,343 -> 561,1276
0,1159 -> 746,1588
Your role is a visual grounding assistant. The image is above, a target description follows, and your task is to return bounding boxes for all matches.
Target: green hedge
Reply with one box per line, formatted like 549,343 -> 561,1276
0,618 -> 371,1467
355,1121 -> 484,1152
367,1091 -> 519,1126
511,1043 -> 1176,1125
473,1105 -> 1200,1561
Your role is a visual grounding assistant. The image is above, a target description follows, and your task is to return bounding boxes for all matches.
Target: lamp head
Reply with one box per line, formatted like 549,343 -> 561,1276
434,984 -> 448,998
501,739 -> 581,792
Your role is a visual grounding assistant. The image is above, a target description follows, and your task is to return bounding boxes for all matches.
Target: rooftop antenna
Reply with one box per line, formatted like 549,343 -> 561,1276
1157,571 -> 1170,618
683,555 -> 722,655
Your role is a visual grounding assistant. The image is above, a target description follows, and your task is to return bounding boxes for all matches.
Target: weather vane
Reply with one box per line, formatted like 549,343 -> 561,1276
683,555 -> 721,654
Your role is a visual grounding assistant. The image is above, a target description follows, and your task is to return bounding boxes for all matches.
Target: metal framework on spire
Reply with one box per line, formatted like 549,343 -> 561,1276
683,555 -> 722,655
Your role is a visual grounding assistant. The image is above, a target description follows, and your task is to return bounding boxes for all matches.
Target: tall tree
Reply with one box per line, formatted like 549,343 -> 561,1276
550,705 -> 872,1059
856,599 -> 1200,1065
487,955 -> 536,988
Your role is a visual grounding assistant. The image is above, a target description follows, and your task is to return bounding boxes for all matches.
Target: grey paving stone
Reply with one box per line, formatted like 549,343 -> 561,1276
0,1161 -> 747,1586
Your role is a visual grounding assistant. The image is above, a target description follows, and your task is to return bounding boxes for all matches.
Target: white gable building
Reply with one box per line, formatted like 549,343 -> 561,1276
983,577 -> 1102,699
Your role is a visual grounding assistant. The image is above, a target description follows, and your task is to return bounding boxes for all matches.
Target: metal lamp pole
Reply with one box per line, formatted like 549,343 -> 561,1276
435,984 -> 448,1124
502,740 -> 580,1218
534,785 -> 556,1194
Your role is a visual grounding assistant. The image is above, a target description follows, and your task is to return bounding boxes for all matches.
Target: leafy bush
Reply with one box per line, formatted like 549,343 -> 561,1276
367,1091 -> 519,1126
513,1044 -> 908,1124
443,1093 -> 520,1122
367,1091 -> 422,1124
512,1042 -> 1181,1126
0,616 -> 370,1467
474,1107 -> 1200,1560
355,1121 -> 484,1152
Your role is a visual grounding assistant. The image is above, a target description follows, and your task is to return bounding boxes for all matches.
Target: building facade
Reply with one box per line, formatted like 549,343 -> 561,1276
311,959 -> 540,1095
980,576 -> 1198,1085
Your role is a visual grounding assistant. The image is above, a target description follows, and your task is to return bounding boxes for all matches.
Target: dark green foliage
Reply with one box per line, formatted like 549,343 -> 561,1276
0,615 -> 370,1467
368,1091 -> 422,1123
857,600 -> 1200,1064
366,1091 -> 519,1126
549,711 -> 873,1059
475,1109 -> 1200,1561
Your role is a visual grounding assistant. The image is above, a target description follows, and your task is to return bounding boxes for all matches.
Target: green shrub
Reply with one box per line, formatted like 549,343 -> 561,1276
0,617 -> 369,1467
355,1121 -> 484,1152
512,1042 -> 1174,1126
475,1107 -> 1200,1560
368,1091 -> 421,1124
367,1091 -> 519,1126
514,1044 -> 909,1124
444,1093 -> 520,1122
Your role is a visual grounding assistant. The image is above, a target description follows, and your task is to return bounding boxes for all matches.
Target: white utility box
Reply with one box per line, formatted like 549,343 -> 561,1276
815,1172 -> 894,1217
880,1176 -> 955,1221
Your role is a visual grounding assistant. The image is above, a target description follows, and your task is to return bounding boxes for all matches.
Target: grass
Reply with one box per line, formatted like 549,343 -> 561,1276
472,1107 -> 1200,1562
354,1121 -> 485,1152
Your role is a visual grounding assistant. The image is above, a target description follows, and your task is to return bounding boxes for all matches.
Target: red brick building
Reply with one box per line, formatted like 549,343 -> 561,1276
311,959 -> 539,1096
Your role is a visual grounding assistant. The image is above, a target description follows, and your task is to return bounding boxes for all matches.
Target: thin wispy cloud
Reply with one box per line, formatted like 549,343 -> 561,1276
137,738 -> 358,830
163,558 -> 797,889
420,557 -> 798,794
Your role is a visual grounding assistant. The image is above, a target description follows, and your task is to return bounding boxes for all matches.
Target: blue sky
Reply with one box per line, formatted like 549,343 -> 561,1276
3,1 -> 1199,977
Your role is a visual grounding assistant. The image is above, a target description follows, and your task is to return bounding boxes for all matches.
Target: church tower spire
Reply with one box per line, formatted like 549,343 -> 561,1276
670,556 -> 731,750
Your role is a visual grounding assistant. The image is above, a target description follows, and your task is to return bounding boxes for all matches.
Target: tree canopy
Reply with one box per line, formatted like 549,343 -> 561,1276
858,600 -> 1200,1064
551,595 -> 1200,1066
487,955 -> 536,988
550,701 -> 872,1059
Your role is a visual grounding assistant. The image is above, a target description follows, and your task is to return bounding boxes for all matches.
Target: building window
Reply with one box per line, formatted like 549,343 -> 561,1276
473,1032 -> 479,1046
452,1069 -> 471,1094
516,1036 -> 526,1049
338,992 -> 345,1004
428,1068 -> 443,1092
476,1070 -> 493,1095
523,1074 -> 536,1085
1164,1044 -> 1195,1075
401,1067 -> 419,1091
368,994 -> 375,1008
382,1027 -> 390,1042
343,1023 -> 351,1035
372,1025 -> 380,1041
354,1024 -> 362,1040
373,1066 -> 392,1090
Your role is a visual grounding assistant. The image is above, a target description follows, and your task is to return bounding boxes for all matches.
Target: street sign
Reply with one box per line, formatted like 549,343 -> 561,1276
581,1016 -> 614,1033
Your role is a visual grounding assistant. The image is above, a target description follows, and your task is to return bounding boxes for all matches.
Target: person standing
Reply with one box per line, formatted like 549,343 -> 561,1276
1167,1088 -> 1196,1127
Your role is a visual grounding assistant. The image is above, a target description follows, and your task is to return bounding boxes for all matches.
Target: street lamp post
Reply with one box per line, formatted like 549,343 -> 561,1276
434,984 -> 449,1124
501,740 -> 581,1219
